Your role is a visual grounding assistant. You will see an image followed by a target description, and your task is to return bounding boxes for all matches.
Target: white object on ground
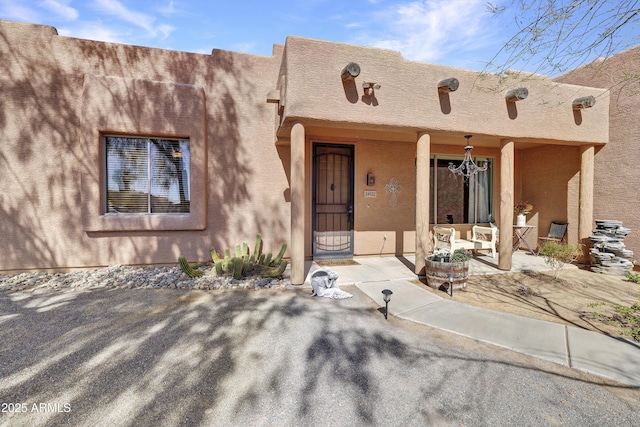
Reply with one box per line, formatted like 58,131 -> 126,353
310,268 -> 352,299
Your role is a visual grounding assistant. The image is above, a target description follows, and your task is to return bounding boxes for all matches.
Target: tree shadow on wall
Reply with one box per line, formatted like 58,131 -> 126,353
0,27 -> 288,270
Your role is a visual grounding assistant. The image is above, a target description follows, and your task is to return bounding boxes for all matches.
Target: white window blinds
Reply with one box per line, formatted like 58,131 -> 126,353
105,136 -> 190,214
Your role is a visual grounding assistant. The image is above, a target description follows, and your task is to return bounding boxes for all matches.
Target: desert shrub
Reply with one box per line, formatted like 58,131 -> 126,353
587,300 -> 640,341
613,302 -> 640,341
538,241 -> 583,279
626,271 -> 640,283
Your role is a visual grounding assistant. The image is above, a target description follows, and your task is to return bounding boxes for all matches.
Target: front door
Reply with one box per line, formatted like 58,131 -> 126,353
313,143 -> 354,259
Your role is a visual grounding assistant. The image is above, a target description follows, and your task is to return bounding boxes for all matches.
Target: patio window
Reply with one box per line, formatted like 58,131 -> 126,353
430,156 -> 493,224
105,136 -> 190,214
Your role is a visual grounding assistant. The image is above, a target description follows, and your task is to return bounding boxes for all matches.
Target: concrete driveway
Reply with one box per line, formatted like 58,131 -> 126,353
1,286 -> 638,426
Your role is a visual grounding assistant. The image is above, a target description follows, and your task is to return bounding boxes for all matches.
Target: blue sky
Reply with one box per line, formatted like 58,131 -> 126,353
0,0 -> 636,75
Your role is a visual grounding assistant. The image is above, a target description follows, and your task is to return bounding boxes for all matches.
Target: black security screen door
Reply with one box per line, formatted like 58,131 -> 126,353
313,144 -> 354,259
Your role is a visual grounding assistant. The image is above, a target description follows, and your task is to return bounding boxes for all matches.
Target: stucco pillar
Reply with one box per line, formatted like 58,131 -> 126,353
499,139 -> 515,270
579,145 -> 595,260
415,132 -> 431,275
290,122 -> 305,285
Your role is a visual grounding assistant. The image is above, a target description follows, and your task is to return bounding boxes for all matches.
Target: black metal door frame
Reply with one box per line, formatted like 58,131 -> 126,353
312,143 -> 355,259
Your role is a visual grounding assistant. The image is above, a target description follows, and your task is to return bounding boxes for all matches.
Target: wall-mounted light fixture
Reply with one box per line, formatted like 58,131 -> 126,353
366,173 -> 375,186
505,87 -> 529,102
572,95 -> 596,109
362,82 -> 380,96
341,62 -> 361,82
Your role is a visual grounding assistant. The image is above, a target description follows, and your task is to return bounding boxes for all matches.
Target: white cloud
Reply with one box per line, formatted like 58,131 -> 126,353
157,23 -> 175,40
39,0 -> 78,21
86,0 -> 176,41
345,22 -> 364,29
92,0 -> 157,36
360,0 -> 496,63
0,0 -> 41,22
57,21 -> 124,44
233,41 -> 258,54
158,0 -> 178,16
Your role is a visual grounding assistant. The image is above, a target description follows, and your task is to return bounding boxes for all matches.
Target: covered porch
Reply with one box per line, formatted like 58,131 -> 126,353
285,123 -> 598,284
270,36 -> 609,285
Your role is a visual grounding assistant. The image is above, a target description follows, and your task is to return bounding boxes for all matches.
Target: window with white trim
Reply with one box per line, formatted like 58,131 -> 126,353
105,136 -> 190,214
430,156 -> 493,224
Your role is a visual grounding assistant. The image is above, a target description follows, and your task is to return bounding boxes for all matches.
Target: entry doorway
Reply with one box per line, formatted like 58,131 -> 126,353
312,143 -> 354,259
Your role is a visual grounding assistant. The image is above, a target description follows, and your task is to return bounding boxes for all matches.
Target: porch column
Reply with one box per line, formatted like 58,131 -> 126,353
579,145 -> 595,259
415,132 -> 431,275
290,122 -> 305,285
499,139 -> 515,270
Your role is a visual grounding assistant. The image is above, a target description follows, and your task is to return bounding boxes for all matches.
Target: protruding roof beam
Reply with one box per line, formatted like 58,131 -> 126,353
437,78 -> 459,93
573,95 -> 596,109
505,87 -> 529,102
341,62 -> 361,82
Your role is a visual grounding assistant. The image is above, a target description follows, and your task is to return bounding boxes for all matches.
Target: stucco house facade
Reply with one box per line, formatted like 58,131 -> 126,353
1,20 -> 613,284
553,46 -> 640,257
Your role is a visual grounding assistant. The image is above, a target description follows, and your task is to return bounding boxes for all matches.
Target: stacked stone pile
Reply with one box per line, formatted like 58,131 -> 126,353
589,220 -> 634,275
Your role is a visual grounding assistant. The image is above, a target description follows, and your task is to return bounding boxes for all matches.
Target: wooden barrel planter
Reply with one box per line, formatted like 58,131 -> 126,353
425,257 -> 469,291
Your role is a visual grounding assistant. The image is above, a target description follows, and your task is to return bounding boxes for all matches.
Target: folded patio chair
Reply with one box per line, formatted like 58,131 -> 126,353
538,221 -> 568,246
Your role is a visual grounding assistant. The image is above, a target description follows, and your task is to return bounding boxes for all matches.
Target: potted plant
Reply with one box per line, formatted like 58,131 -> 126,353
450,249 -> 473,263
514,201 -> 533,226
425,249 -> 472,291
431,248 -> 451,262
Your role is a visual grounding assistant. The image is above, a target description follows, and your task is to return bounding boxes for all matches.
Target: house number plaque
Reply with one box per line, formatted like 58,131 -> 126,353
364,190 -> 377,198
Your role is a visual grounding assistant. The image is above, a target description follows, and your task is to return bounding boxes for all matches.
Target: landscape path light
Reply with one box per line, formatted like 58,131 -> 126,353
381,289 -> 393,320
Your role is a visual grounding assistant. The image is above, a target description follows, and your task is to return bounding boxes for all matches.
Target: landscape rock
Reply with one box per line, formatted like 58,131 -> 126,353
0,264 -> 290,293
590,220 -> 635,275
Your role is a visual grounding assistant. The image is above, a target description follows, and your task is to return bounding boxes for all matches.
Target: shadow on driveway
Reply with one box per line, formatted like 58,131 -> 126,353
1,287 -> 638,426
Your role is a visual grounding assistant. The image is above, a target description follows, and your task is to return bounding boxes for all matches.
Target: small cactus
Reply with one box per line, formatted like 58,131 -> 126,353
259,259 -> 288,277
211,248 -> 221,263
232,257 -> 243,280
179,235 -> 287,280
214,260 -> 224,276
271,244 -> 287,266
178,256 -> 204,278
207,234 -> 288,279
253,234 -> 263,259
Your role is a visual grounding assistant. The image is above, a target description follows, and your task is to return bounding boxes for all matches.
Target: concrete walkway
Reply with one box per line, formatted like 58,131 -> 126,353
302,253 -> 640,387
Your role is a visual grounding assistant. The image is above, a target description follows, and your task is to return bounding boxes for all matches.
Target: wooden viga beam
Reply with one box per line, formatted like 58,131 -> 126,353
437,78 -> 459,93
505,87 -> 529,102
341,62 -> 361,82
572,95 -> 596,109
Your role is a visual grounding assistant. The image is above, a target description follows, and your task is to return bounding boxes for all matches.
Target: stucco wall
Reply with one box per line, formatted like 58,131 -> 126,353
0,19 -> 618,272
0,20 -> 289,271
296,126 -> 587,259
518,145 -> 581,249
353,139 -> 416,255
280,37 -> 609,145
554,47 -> 640,260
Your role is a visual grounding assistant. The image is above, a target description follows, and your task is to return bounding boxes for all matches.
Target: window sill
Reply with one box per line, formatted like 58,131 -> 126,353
82,211 -> 205,232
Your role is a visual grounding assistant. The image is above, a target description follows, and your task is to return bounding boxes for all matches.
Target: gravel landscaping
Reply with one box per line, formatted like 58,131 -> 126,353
0,264 -> 290,292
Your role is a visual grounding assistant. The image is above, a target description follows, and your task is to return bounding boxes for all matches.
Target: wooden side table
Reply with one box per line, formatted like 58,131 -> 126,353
513,225 -> 536,254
